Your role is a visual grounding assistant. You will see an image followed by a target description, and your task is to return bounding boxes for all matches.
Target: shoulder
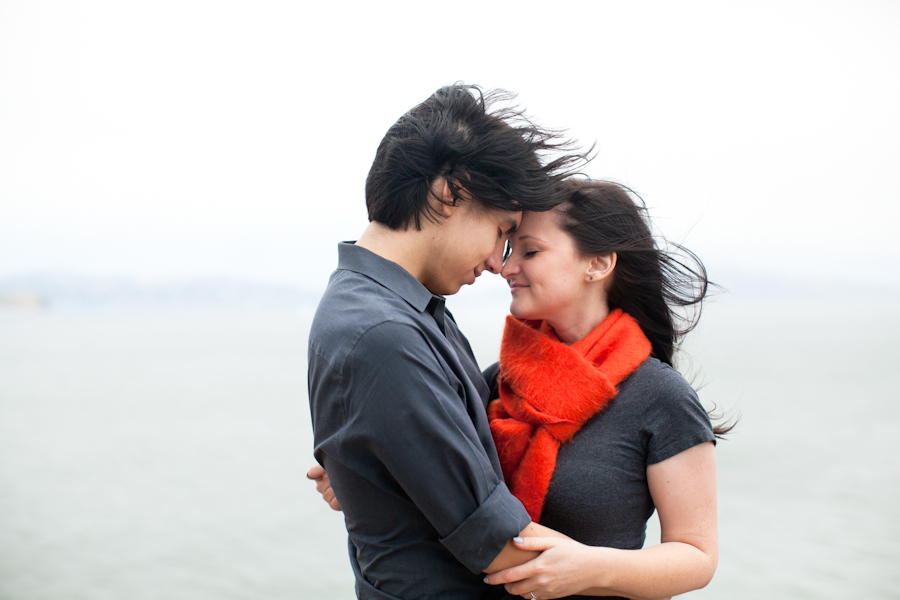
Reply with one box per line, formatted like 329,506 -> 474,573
618,357 -> 698,408
598,357 -> 703,430
350,320 -> 431,363
622,358 -> 715,464
309,271 -> 425,370
315,316 -> 432,379
311,270 -> 413,333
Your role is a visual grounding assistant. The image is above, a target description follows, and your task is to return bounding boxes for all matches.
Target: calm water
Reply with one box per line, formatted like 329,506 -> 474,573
0,298 -> 897,599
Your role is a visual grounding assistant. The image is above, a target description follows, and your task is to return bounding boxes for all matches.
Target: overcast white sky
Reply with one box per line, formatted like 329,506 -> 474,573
1,0 -> 897,291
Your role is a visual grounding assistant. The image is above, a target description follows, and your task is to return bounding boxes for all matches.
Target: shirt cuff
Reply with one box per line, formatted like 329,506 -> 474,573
439,481 -> 532,574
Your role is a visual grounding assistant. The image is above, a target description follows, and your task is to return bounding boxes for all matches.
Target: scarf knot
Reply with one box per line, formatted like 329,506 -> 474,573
488,309 -> 651,521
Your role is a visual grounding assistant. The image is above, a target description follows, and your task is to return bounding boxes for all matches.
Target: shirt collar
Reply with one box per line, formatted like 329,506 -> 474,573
337,241 -> 441,314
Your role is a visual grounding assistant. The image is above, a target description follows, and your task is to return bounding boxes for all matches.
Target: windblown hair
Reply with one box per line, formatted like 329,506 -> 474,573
366,84 -> 588,230
559,179 -> 735,436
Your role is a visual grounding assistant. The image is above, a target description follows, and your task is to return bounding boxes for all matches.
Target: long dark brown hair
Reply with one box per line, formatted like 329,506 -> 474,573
559,179 -> 735,437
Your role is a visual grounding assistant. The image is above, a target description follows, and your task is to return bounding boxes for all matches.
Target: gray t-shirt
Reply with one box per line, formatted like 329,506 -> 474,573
486,356 -> 715,599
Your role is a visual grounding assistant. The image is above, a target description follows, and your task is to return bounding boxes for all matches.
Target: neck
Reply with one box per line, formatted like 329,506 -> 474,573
545,297 -> 611,345
355,221 -> 432,285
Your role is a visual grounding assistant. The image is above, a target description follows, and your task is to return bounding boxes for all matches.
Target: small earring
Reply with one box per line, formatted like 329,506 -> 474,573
588,276 -> 593,281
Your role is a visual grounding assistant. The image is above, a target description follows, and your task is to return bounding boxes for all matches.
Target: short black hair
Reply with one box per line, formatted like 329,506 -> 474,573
365,84 -> 587,230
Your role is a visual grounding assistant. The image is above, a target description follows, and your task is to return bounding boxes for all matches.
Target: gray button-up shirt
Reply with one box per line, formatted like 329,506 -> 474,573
308,242 -> 530,599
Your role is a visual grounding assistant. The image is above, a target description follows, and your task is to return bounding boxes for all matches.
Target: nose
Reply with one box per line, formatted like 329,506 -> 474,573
482,237 -> 506,274
500,253 -> 518,280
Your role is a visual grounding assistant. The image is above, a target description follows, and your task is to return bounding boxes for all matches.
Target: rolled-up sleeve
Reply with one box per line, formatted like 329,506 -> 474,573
344,320 -> 530,573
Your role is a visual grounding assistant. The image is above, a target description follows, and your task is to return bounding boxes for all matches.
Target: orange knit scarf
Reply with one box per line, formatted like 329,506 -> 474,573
488,309 -> 652,522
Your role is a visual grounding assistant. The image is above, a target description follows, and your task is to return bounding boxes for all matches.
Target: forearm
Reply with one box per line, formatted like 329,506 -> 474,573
579,540 -> 717,598
488,444 -> 719,599
483,522 -> 571,574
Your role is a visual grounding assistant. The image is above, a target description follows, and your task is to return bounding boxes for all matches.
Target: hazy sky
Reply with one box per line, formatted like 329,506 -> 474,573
1,0 -> 897,290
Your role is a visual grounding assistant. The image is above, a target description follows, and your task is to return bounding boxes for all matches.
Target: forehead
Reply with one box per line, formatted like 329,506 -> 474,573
480,207 -> 521,231
514,208 -> 564,239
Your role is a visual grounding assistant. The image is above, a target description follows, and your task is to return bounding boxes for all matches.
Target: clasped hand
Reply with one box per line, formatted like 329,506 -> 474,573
484,537 -> 599,599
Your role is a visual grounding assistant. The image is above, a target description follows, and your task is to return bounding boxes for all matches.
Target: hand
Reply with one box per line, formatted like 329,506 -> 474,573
484,537 -> 599,599
306,464 -> 342,511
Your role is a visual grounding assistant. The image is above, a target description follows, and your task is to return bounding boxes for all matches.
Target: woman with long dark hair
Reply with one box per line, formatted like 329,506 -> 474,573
482,179 -> 731,599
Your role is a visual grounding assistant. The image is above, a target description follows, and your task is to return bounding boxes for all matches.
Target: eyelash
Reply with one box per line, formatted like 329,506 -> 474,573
503,243 -> 537,260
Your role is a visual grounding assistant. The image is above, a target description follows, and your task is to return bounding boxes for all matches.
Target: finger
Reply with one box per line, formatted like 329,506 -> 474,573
323,489 -> 336,504
306,464 -> 326,480
315,476 -> 332,495
503,577 -> 538,598
328,497 -> 342,511
484,562 -> 534,586
512,536 -> 560,552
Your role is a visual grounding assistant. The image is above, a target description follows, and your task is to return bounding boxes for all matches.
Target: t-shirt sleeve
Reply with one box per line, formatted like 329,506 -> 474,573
343,321 -> 530,573
482,361 -> 501,401
641,363 -> 716,465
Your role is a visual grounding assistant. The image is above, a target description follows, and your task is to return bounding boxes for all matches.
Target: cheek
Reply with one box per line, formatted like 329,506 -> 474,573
537,276 -> 576,306
526,263 -> 582,312
474,233 -> 498,263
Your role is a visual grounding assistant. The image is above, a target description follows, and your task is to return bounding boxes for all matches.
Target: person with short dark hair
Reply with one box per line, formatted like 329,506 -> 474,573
307,84 -> 586,599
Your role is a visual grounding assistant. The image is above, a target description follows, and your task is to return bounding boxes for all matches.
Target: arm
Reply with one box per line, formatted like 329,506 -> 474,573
308,358 -> 565,549
484,522 -> 572,574
304,465 -> 574,571
338,321 -> 536,574
304,464 -> 570,569
485,441 -> 717,599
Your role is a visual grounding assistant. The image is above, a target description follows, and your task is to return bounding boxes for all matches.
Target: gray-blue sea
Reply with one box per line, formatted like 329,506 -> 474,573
1,295 -> 898,599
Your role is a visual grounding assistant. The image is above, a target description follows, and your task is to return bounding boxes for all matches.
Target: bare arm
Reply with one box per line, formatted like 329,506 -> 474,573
483,522 -> 572,574
485,442 -> 717,599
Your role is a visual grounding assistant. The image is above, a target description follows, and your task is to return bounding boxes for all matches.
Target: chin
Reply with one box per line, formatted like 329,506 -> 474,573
441,282 -> 464,296
511,298 -> 558,322
509,301 -> 536,320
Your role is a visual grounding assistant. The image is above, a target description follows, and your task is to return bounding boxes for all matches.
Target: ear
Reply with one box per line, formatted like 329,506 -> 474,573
429,176 -> 458,217
585,253 -> 616,283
